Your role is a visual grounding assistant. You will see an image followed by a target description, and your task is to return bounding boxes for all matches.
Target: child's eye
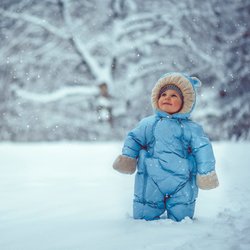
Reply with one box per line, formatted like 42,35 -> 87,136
171,94 -> 177,98
161,93 -> 166,97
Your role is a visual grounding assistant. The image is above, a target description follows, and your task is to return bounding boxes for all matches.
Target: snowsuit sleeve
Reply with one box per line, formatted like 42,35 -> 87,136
190,123 -> 215,175
122,118 -> 150,159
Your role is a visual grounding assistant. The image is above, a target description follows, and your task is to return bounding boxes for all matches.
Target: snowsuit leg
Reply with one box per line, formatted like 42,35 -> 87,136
133,175 -> 165,220
165,180 -> 196,222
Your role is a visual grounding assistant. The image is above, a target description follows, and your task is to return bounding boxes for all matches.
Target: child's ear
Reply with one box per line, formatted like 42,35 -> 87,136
191,77 -> 202,88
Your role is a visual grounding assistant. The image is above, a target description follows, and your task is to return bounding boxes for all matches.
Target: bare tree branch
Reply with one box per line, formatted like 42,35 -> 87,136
12,85 -> 98,103
58,0 -> 111,84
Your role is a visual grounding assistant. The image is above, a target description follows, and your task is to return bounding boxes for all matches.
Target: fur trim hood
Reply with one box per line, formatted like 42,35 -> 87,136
151,72 -> 201,114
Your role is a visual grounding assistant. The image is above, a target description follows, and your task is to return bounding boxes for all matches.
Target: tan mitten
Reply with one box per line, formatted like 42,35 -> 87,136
196,171 -> 219,190
113,155 -> 136,174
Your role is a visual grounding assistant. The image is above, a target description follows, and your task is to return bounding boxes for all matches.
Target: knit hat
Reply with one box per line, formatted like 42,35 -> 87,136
158,84 -> 184,102
151,72 -> 201,114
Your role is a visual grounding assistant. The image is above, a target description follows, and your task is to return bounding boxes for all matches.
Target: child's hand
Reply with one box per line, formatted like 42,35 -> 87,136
113,155 -> 136,174
196,171 -> 219,190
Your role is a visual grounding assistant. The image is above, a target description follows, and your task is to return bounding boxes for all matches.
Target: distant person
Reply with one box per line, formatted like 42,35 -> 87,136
113,72 -> 219,222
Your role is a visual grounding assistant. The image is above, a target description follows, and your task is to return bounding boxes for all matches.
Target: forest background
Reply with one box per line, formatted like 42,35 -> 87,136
0,0 -> 249,142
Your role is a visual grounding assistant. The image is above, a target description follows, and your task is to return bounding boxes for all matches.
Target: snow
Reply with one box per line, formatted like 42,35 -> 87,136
0,142 -> 250,250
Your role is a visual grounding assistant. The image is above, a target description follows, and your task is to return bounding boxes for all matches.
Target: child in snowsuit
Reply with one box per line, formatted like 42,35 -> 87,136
113,72 -> 219,222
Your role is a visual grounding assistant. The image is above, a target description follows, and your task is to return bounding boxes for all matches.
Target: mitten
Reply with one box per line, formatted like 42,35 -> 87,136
113,155 -> 136,174
196,171 -> 219,190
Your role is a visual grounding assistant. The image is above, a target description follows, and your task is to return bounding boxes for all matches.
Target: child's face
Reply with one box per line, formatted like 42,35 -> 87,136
158,89 -> 183,114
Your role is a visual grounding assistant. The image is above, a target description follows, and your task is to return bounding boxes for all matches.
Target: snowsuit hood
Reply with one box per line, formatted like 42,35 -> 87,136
151,72 -> 202,116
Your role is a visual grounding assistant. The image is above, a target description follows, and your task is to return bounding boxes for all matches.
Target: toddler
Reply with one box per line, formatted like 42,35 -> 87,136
113,72 -> 219,222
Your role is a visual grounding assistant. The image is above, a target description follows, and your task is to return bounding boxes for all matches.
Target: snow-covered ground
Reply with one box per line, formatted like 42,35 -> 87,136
0,142 -> 250,250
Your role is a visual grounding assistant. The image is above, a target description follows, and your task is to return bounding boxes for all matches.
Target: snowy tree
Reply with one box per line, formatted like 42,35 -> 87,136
219,0 -> 250,140
194,0 -> 250,140
0,0 -> 249,141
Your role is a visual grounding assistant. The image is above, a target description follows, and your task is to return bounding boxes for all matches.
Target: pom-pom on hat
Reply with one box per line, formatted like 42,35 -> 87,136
151,72 -> 201,114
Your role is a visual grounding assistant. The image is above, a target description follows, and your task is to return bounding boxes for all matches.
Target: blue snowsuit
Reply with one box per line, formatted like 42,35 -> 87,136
122,110 -> 215,221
